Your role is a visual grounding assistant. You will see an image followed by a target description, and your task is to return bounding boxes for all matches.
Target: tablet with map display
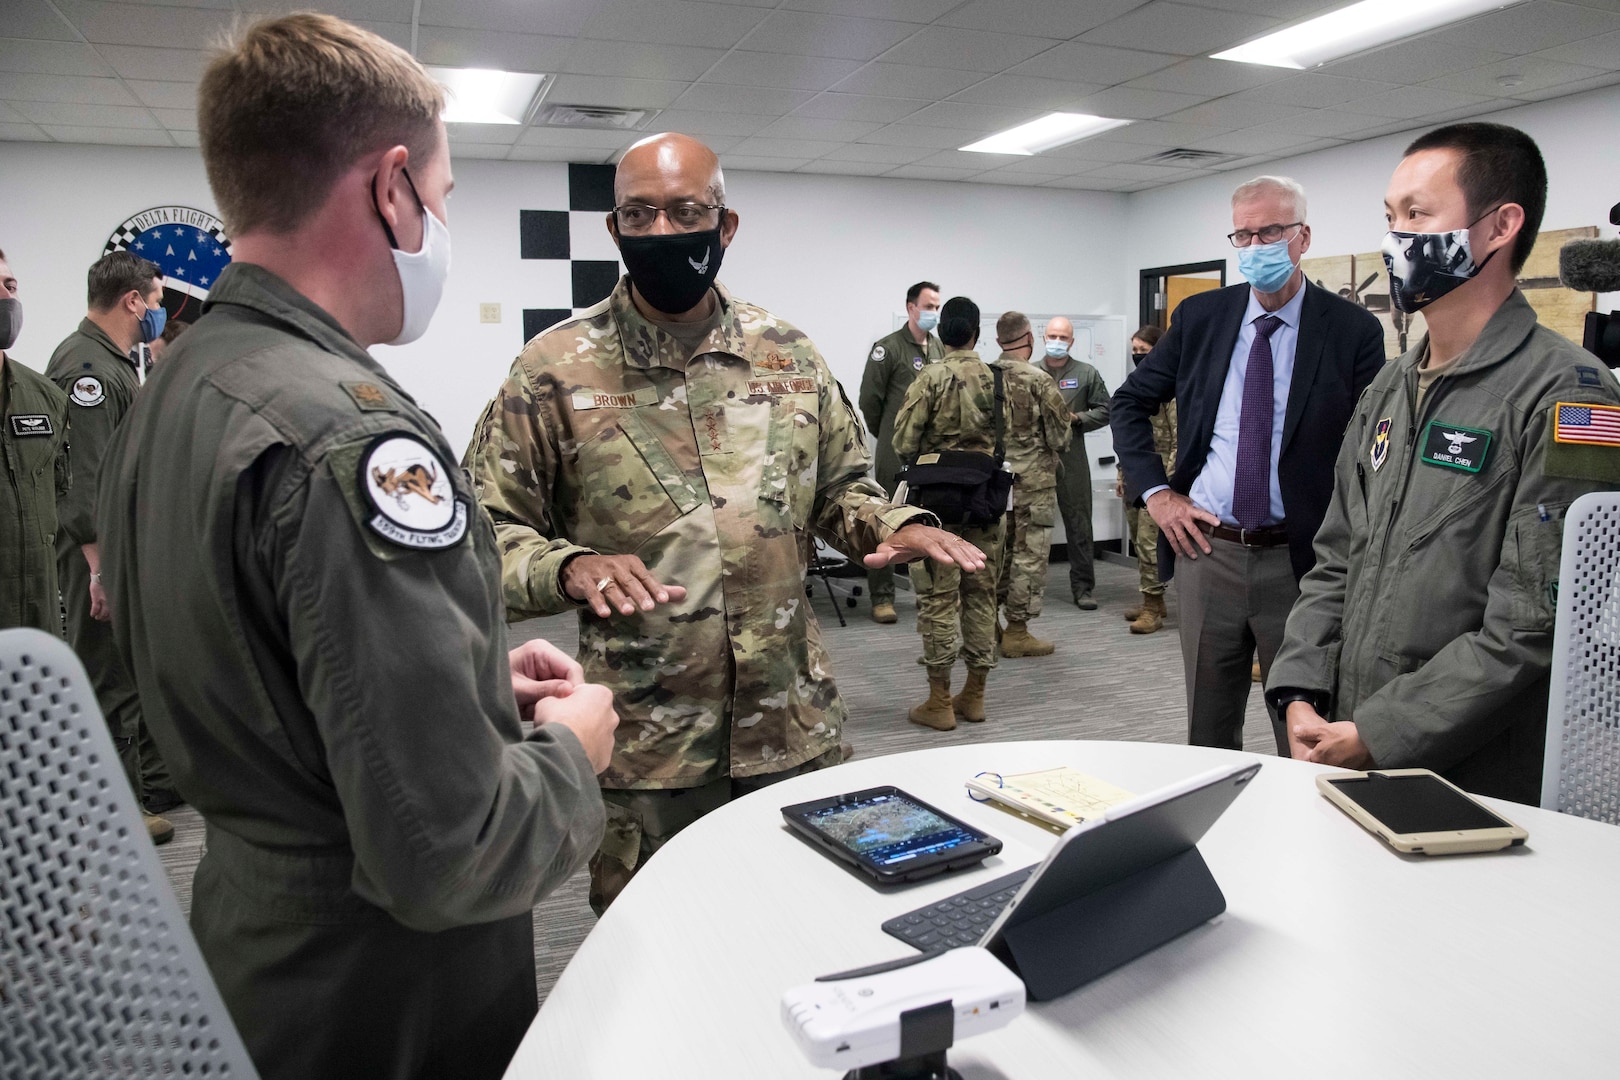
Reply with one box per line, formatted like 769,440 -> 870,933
781,786 -> 1004,885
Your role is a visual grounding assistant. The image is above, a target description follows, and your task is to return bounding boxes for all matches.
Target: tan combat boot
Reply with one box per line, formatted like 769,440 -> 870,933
871,601 -> 898,624
1000,620 -> 1055,657
145,812 -> 174,845
1128,593 -> 1166,635
1122,599 -> 1144,621
952,667 -> 989,722
908,669 -> 956,731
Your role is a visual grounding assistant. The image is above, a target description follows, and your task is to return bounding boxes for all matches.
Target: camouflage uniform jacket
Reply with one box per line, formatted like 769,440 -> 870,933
1,356 -> 71,633
1119,400 -> 1178,487
992,351 -> 1071,490
892,350 -> 1004,461
467,277 -> 932,789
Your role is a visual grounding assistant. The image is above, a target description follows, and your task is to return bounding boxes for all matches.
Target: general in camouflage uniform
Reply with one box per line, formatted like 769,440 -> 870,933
987,312 -> 1071,659
891,300 -> 1007,730
1041,317 -> 1111,609
468,277 -> 938,906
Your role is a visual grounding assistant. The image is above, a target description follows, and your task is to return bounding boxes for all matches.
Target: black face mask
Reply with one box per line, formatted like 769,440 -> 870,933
1131,350 -> 1150,367
615,224 -> 725,315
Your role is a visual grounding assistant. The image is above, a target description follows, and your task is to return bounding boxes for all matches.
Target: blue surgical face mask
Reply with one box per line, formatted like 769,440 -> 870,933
1238,237 -> 1297,295
1044,339 -> 1069,359
138,302 -> 167,344
916,309 -> 940,332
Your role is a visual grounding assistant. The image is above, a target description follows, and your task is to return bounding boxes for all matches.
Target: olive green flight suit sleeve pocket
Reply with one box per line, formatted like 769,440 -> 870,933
1507,502 -> 1566,633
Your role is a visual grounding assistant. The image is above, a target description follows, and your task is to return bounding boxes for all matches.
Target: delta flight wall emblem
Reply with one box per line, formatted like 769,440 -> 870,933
1370,418 -> 1391,471
359,434 -> 468,550
104,206 -> 233,323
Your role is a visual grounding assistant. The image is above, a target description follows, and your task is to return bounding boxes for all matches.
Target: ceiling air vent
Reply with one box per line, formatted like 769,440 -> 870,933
1144,148 -> 1243,166
536,103 -> 657,130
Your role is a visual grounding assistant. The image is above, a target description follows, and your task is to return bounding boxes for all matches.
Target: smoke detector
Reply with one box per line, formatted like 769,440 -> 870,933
536,104 -> 658,130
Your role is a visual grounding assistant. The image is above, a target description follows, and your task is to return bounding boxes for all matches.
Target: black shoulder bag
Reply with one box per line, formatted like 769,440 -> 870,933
896,365 -> 1013,527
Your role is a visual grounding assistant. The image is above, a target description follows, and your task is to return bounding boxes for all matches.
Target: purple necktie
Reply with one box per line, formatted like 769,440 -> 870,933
1232,315 -> 1283,531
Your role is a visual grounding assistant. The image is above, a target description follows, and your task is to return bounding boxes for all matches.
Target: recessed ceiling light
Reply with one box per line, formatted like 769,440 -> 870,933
426,66 -> 549,125
960,113 -> 1131,156
1211,0 -> 1520,70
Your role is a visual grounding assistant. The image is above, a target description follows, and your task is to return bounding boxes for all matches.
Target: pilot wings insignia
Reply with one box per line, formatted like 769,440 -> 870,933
1441,431 -> 1477,455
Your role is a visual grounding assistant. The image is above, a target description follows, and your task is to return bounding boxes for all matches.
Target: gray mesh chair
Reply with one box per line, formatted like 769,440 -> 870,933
1542,491 -> 1620,824
0,627 -> 257,1079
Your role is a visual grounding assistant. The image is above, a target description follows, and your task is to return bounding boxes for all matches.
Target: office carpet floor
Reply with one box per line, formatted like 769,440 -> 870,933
154,554 -> 1278,1005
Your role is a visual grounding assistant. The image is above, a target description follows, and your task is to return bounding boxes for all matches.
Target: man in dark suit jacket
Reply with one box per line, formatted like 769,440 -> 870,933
1112,176 -> 1383,755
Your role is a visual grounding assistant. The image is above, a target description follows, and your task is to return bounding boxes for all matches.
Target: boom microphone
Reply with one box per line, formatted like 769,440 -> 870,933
1559,239 -> 1620,293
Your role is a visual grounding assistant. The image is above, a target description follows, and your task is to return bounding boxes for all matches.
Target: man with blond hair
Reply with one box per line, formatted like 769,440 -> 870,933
95,15 -> 618,1078
1112,175 -> 1383,757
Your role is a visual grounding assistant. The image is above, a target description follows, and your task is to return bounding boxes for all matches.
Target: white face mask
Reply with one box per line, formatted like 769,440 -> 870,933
386,204 -> 451,346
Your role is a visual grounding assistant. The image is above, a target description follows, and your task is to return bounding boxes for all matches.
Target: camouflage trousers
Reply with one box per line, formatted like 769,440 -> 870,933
997,489 -> 1056,623
912,520 -> 1004,671
1126,504 -> 1166,596
589,746 -> 842,914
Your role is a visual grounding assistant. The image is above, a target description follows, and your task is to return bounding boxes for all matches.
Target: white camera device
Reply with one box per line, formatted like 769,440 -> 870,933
780,947 -> 1025,1071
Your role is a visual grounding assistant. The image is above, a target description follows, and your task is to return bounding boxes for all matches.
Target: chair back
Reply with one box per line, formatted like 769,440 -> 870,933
1542,492 -> 1620,822
0,628 -> 257,1078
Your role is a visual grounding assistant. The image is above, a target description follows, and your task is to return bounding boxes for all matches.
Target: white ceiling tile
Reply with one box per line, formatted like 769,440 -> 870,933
859,123 -> 983,149
124,80 -> 196,110
53,0 -> 236,49
350,21 -> 414,50
876,26 -> 1062,73
449,143 -> 515,160
986,153 -> 1090,174
777,0 -> 960,22
946,74 -> 1107,110
743,10 -> 917,61
791,93 -> 929,123
1042,174 -> 1130,189
1064,86 -> 1210,119
976,168 -> 1069,186
729,136 -> 845,157
1009,42 -> 1181,84
39,123 -> 172,146
717,155 -> 811,171
701,51 -> 865,91
0,72 -> 137,105
1043,138 -> 1157,162
1104,118 -> 1234,146
96,45 -> 211,81
582,0 -> 768,47
935,0 -> 1148,39
3,1 -> 79,42
756,114 -> 884,141
1229,74 -> 1399,109
1188,127 -> 1344,154
0,101 -> 23,122
818,142 -> 936,163
1423,55 -> 1609,97
793,159 -> 894,176
913,148 -> 1026,170
1318,41 -> 1508,84
642,131 -> 745,154
1239,109 -> 1395,139
1125,58 -> 1294,96
0,39 -> 114,77
508,144 -> 614,163
419,0 -> 601,36
0,121 -> 52,141
414,27 -> 574,71
446,122 -> 522,145
1534,28 -> 1620,69
883,164 -> 983,181
1176,0 -> 1340,15
646,109 -> 776,137
152,107 -> 195,130
1336,85 -> 1500,118
548,74 -> 690,109
1080,2 -> 1280,56
829,63 -> 985,98
905,100 -> 1048,131
1442,1 -> 1620,54
1159,99 -> 1313,129
167,128 -> 199,148
672,83 -> 817,114
1084,161 -> 1201,181
562,40 -> 726,81
517,126 -> 641,149
13,99 -> 155,128
1510,69 -> 1620,99
277,0 -> 418,20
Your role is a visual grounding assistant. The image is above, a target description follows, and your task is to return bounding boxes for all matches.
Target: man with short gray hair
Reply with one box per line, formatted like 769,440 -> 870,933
1112,175 -> 1383,756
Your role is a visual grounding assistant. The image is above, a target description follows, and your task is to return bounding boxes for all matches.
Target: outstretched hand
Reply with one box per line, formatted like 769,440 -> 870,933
864,523 -> 987,573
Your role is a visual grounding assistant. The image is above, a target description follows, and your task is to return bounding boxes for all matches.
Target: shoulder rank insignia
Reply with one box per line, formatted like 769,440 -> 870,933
359,433 -> 468,550
342,381 -> 398,413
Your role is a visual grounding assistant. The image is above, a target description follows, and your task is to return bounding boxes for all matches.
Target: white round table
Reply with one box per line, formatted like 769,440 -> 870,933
504,741 -> 1620,1079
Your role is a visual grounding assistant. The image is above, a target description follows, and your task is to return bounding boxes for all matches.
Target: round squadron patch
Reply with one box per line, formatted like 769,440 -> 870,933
358,433 -> 468,550
70,375 -> 105,407
870,345 -> 886,362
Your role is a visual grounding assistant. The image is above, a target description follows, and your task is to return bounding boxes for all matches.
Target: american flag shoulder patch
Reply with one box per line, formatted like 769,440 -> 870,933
1553,401 -> 1620,447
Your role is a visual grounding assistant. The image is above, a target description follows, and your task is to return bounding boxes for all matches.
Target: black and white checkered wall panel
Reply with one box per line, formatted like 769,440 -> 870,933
520,164 -> 620,344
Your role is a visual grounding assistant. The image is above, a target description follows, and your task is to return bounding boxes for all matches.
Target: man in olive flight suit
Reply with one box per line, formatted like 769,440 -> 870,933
94,16 -> 618,1080
0,248 -> 72,637
892,296 -> 1009,729
989,310 -> 1072,658
1041,315 -> 1111,609
466,133 -> 983,914
858,280 -> 944,622
44,249 -> 175,841
1270,122 -> 1620,804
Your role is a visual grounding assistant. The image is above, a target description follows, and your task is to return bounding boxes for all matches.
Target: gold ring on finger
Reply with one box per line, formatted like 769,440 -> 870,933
596,576 -> 615,593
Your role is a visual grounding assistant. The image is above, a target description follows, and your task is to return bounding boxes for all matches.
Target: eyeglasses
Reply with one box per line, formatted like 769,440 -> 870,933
612,202 -> 725,234
1227,222 -> 1303,247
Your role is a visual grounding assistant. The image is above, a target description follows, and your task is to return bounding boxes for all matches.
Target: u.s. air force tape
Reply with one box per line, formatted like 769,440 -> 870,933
358,433 -> 468,550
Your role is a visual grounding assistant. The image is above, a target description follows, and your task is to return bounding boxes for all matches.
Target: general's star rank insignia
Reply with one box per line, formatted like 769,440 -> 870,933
1370,417 -> 1391,471
359,433 -> 468,550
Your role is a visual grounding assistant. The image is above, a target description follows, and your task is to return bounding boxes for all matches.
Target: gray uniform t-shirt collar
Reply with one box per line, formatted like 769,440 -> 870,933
1399,289 -> 1539,380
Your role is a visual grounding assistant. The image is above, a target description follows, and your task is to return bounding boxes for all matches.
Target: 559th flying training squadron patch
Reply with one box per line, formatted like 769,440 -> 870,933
359,433 -> 468,550
70,376 -> 105,407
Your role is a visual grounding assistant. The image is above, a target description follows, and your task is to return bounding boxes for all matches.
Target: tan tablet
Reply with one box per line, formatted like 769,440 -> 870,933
1317,768 -> 1528,855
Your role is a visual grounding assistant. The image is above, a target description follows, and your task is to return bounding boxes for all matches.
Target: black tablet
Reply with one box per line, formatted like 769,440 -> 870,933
782,786 -> 1003,885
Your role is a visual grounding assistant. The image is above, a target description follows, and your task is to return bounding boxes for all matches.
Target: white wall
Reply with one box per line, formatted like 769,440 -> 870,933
1123,83 -> 1620,322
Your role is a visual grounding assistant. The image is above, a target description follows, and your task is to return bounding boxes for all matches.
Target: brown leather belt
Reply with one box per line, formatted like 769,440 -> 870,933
1198,521 -> 1289,547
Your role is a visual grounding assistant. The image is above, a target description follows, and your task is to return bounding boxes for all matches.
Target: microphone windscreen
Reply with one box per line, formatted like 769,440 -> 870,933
1559,239 -> 1620,293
